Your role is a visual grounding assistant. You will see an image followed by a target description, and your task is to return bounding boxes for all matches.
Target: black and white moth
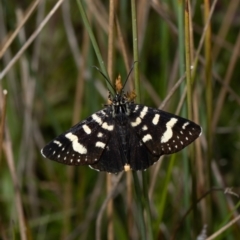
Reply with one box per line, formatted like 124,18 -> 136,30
41,75 -> 201,173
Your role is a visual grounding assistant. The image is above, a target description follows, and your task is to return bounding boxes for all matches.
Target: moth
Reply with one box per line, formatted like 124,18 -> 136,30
41,74 -> 201,173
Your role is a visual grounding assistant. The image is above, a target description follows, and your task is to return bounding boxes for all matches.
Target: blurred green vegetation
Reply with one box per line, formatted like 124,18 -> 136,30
0,0 -> 240,239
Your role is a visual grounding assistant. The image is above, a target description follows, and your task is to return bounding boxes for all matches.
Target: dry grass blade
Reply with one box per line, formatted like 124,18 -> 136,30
159,74 -> 186,110
0,0 -> 67,80
1,1 -> 240,239
0,0 -> 41,58
212,31 -> 240,130
106,1 -> 116,239
0,90 -> 7,163
96,173 -> 124,240
3,127 -> 27,240
206,215 -> 240,240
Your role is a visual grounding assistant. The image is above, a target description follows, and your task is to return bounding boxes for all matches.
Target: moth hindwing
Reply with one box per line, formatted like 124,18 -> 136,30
41,76 -> 201,173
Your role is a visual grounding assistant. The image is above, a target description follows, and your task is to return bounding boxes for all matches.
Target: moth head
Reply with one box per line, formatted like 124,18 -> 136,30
114,75 -> 136,102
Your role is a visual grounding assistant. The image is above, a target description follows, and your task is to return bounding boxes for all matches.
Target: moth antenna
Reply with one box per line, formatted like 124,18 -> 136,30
92,66 -> 116,94
122,61 -> 139,91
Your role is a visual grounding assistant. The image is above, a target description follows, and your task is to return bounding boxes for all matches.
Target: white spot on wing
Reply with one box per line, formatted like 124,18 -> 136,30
152,114 -> 160,125
131,117 -> 141,127
41,149 -> 46,158
89,165 -> 100,171
96,141 -> 106,149
102,122 -> 114,131
83,124 -> 91,134
65,132 -> 87,154
97,132 -> 103,138
161,118 -> 178,143
134,105 -> 139,112
142,134 -> 152,143
140,106 -> 148,118
53,140 -> 62,147
92,114 -> 103,125
142,125 -> 148,131
182,122 -> 190,129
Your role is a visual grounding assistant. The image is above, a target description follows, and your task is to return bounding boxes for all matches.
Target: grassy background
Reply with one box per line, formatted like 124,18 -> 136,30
1,0 -> 240,239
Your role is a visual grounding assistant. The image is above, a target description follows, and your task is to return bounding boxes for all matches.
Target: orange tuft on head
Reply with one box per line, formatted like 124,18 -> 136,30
115,75 -> 123,93
126,90 -> 137,102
